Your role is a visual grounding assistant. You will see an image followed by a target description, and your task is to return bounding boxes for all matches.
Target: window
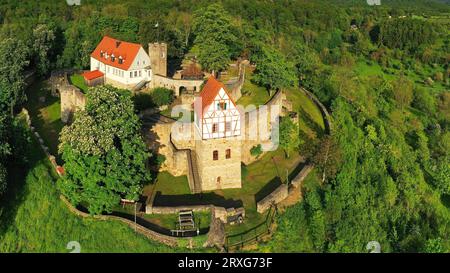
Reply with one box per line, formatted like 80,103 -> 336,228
218,101 -> 227,110
139,71 -> 141,77
111,55 -> 115,62
213,150 -> 218,160
118,57 -> 123,64
212,123 -> 218,133
134,71 -> 138,77
100,51 -> 104,58
130,72 -> 133,78
226,149 -> 231,159
225,122 -> 232,132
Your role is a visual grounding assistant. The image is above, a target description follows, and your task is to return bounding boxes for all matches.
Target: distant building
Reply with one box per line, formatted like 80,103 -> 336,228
193,76 -> 242,191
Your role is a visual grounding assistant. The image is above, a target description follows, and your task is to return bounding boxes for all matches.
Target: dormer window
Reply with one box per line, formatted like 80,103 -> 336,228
218,101 -> 227,110
111,54 -> 115,62
118,56 -> 123,64
100,51 -> 104,58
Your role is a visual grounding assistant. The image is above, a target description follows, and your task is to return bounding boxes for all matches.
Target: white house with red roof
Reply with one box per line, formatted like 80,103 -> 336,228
88,36 -> 151,89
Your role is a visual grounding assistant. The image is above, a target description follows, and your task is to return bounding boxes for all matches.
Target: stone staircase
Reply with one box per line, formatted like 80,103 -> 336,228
132,79 -> 149,92
187,150 -> 202,194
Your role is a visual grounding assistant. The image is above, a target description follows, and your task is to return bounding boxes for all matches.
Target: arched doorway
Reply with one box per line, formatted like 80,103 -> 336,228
179,86 -> 187,95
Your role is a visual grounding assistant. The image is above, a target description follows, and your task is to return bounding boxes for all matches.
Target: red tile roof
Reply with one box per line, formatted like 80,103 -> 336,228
83,70 -> 104,81
91,36 -> 142,70
195,76 -> 238,119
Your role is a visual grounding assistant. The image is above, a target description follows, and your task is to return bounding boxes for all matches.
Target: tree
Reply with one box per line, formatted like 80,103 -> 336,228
192,3 -> 239,73
423,238 -> 445,253
0,38 -> 30,116
58,86 -> 151,215
33,24 -> 56,76
252,45 -> 298,95
392,75 -> 413,110
197,39 -> 230,74
311,135 -> 342,183
412,87 -> 436,115
150,87 -> 174,107
0,111 -> 11,197
279,117 -> 300,158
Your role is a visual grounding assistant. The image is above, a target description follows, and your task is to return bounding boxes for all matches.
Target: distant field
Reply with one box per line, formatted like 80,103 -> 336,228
354,60 -> 448,93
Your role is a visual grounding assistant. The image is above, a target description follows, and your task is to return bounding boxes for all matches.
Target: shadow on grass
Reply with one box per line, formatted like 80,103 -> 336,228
441,194 -> 450,209
153,191 -> 243,208
254,176 -> 282,203
298,107 -> 325,138
25,80 -> 64,164
0,127 -> 48,238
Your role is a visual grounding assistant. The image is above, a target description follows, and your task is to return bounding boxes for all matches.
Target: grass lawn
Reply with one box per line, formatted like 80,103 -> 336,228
143,171 -> 191,198
25,80 -> 63,163
143,211 -> 211,231
0,118 -> 179,253
148,148 -> 303,236
284,87 -> 325,138
236,67 -> 271,108
69,74 -> 88,93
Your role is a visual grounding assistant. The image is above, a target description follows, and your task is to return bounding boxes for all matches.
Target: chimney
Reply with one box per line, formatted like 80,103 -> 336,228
115,41 -> 121,48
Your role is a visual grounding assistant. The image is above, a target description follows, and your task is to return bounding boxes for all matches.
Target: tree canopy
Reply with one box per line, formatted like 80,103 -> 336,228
58,85 -> 151,214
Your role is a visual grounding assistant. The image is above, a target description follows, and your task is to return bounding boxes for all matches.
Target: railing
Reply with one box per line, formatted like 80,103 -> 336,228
224,205 -> 277,252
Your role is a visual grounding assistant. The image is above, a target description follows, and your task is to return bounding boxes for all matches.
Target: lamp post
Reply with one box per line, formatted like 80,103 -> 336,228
134,201 -> 137,233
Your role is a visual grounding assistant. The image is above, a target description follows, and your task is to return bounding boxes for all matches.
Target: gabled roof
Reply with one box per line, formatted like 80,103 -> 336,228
194,76 -> 238,118
91,36 -> 142,70
83,70 -> 104,81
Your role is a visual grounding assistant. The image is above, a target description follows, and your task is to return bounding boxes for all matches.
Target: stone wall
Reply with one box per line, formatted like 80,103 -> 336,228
291,164 -> 314,188
149,74 -> 204,97
256,164 -> 315,213
256,184 -> 289,213
59,73 -> 86,123
241,90 -> 287,164
60,195 -> 180,247
146,204 -> 212,215
143,119 -> 188,177
226,60 -> 247,101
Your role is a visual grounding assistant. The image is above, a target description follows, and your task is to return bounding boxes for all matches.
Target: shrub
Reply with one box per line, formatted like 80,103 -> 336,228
412,87 -> 436,114
133,93 -> 154,112
250,144 -> 263,158
150,87 -> 174,107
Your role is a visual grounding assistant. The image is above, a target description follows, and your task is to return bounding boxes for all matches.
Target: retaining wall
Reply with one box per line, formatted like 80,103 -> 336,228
60,195 -> 180,247
256,184 -> 289,213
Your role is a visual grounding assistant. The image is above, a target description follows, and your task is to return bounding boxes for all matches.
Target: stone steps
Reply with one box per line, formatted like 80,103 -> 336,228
187,150 -> 202,194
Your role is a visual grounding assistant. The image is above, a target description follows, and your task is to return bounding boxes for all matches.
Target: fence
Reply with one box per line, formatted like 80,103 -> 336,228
224,205 -> 277,251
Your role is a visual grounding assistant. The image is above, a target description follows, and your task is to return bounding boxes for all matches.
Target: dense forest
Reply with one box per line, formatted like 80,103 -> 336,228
0,0 -> 449,252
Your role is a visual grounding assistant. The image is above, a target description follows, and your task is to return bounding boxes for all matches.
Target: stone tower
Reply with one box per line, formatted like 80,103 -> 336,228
194,76 -> 242,191
148,42 -> 167,77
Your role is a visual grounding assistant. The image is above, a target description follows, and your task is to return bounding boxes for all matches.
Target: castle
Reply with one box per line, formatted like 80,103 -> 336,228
60,36 -> 287,193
